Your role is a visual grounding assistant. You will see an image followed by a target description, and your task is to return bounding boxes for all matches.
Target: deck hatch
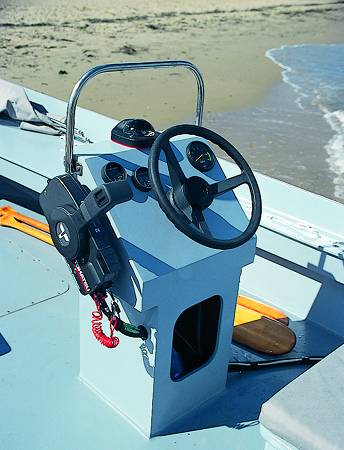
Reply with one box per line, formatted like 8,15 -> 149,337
0,237 -> 68,317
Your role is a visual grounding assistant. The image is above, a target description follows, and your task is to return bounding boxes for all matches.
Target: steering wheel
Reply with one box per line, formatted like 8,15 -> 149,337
148,124 -> 262,249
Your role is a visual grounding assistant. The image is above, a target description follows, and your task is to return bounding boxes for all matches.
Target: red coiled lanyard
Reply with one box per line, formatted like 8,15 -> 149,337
91,291 -> 147,348
92,292 -> 120,348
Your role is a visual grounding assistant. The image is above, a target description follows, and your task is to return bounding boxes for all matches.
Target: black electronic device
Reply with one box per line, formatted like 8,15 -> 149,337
132,167 -> 152,192
111,118 -> 158,148
39,174 -> 133,295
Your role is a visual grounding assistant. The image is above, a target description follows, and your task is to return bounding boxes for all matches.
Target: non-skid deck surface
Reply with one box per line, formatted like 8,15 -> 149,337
0,207 -> 264,450
0,269 -> 264,450
2,277 -> 342,450
0,206 -> 343,449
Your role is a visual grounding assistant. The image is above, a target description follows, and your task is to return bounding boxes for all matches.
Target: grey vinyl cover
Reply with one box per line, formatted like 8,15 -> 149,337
0,78 -> 62,135
259,343 -> 344,450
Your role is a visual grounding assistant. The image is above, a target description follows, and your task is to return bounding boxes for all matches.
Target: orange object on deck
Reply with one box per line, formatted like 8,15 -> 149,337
237,295 -> 289,325
0,205 -> 53,245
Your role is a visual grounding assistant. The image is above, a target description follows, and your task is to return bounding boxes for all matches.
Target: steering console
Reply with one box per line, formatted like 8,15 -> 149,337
149,124 -> 262,249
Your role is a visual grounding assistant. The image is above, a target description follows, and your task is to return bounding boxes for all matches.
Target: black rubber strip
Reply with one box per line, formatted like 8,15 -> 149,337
0,175 -> 43,214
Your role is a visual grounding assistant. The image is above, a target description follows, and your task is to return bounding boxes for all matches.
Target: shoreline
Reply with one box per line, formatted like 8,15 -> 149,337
1,1 -> 344,128
1,0 -> 343,203
205,80 -> 337,200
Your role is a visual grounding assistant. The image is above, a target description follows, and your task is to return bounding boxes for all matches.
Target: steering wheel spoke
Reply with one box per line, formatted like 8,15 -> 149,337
192,208 -> 212,237
210,172 -> 249,197
174,194 -> 193,223
163,141 -> 187,191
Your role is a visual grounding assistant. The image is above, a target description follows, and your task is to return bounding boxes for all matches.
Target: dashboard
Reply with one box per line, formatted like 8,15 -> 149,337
76,133 -> 252,285
99,139 -> 216,192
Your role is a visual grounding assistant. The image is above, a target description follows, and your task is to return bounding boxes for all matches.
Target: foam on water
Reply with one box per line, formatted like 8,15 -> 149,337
266,44 -> 344,200
324,109 -> 344,199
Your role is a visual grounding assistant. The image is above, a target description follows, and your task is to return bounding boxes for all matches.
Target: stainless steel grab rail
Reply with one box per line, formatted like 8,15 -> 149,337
64,60 -> 205,174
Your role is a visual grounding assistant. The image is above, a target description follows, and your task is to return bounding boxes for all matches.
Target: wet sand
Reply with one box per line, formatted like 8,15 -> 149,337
1,0 -> 344,128
206,81 -> 338,200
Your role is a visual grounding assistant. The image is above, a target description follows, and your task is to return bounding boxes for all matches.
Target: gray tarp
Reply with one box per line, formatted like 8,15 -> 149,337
0,79 -> 66,135
260,344 -> 344,450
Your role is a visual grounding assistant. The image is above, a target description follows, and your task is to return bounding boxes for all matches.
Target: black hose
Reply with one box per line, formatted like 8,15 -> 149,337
99,297 -> 147,340
228,356 -> 323,372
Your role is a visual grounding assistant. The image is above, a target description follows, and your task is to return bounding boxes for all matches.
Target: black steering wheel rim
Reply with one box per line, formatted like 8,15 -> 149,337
148,124 -> 262,249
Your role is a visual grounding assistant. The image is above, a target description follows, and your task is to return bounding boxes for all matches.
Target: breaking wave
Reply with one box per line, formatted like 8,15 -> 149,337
266,44 -> 344,200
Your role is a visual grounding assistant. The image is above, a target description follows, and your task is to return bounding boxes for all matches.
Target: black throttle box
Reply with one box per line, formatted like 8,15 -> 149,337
40,174 -> 132,295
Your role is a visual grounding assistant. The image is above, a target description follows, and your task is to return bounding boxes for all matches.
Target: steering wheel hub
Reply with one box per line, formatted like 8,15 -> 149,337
184,176 -> 213,209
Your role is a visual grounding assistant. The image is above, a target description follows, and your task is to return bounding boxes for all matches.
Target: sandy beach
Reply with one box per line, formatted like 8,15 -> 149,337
1,0 -> 344,201
1,0 -> 343,127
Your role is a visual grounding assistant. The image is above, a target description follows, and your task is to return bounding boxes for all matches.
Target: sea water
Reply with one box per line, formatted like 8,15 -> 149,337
267,44 -> 344,201
205,43 -> 344,203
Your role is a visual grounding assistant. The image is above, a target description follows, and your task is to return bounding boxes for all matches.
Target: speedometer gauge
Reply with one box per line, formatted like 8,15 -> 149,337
186,141 -> 215,172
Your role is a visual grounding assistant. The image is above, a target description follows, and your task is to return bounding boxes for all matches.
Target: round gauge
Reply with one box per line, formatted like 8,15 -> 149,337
101,162 -> 127,183
132,166 -> 152,192
186,141 -> 215,172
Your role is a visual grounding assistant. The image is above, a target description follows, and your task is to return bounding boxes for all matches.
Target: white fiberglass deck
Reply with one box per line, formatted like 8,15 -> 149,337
1,87 -> 344,449
0,203 -> 264,450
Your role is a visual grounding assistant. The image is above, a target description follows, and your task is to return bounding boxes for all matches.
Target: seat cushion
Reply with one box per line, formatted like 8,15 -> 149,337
259,344 -> 344,450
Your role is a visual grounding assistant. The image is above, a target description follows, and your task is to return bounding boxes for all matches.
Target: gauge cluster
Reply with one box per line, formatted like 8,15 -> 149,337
101,139 -> 216,195
102,162 -> 152,192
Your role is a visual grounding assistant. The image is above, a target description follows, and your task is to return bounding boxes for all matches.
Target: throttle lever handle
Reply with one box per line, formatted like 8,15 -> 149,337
40,174 -> 133,260
79,180 -> 133,226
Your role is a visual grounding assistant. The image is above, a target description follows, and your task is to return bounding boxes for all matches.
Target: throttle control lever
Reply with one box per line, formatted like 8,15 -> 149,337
40,173 -> 133,294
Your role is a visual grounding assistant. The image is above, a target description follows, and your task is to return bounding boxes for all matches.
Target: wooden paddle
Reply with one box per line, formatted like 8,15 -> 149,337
233,296 -> 296,355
